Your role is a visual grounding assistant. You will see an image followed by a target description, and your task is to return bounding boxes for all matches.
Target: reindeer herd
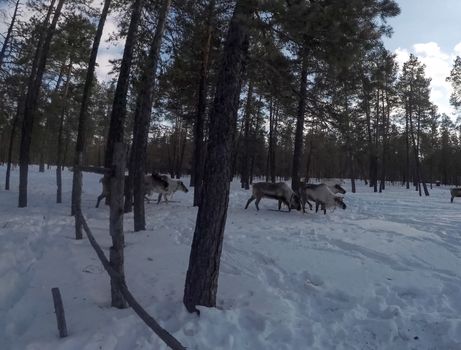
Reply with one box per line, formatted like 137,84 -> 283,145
244,180 -> 347,214
96,173 -> 351,215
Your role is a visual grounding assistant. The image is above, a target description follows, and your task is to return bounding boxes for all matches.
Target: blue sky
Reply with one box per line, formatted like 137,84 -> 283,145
383,0 -> 461,53
383,0 -> 461,117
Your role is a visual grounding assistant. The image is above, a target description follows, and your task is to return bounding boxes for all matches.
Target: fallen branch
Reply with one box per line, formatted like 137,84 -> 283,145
77,211 -> 186,350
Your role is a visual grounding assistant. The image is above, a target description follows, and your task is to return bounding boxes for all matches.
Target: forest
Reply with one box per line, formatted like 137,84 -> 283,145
1,0 -> 461,349
1,0 -> 461,202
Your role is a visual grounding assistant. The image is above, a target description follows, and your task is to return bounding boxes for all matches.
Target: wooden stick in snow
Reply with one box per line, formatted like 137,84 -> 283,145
51,287 -> 68,338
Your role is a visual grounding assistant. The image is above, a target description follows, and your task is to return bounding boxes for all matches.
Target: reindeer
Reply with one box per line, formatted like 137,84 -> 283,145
300,183 -> 346,212
96,172 -> 168,208
450,188 -> 461,203
245,182 -> 301,212
299,183 -> 346,214
147,174 -> 189,204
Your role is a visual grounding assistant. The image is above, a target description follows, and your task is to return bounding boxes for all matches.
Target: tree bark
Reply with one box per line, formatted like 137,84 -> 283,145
183,0 -> 255,313
192,0 -> 215,206
291,52 -> 308,193
110,143 -> 127,308
132,0 -> 171,232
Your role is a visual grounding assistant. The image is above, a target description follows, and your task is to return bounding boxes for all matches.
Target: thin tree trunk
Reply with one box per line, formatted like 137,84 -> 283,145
105,0 -> 143,214
132,0 -> 171,232
0,0 -> 21,69
271,102 -> 278,183
405,104 -> 410,189
291,52 -> 308,193
176,126 -> 187,178
192,0 -> 215,205
105,0 -> 144,169
56,59 -> 72,203
72,0 -> 112,240
241,79 -> 253,190
183,0 -> 255,314
5,93 -> 24,190
18,0 -> 64,208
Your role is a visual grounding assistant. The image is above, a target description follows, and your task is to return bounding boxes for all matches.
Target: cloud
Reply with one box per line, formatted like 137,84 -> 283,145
393,42 -> 458,117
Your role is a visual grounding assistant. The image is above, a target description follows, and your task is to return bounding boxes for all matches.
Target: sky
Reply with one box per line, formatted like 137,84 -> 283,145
382,0 -> 461,118
0,0 -> 460,119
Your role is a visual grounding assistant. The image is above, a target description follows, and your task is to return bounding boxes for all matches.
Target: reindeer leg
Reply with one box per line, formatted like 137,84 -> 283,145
255,197 -> 261,211
322,203 -> 326,215
157,193 -> 162,204
245,195 -> 255,209
96,194 -> 105,208
307,200 -> 313,210
315,201 -> 320,213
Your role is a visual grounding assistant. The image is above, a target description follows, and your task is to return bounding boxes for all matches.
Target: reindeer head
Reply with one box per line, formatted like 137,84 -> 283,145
334,184 -> 347,194
290,193 -> 302,211
179,181 -> 189,193
334,196 -> 347,209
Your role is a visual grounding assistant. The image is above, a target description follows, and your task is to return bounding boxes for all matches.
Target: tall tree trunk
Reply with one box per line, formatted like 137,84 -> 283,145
132,0 -> 171,232
241,79 -> 253,190
5,93 -> 24,190
380,81 -> 390,192
350,152 -> 356,193
18,0 -> 64,208
192,0 -> 215,206
176,125 -> 187,178
405,104 -> 410,189
362,75 -> 375,189
56,59 -> 72,203
266,97 -> 275,182
105,0 -> 144,169
105,0 -> 143,214
0,0 -> 21,69
41,65 -> 66,173
110,142 -> 127,308
72,0 -> 112,240
291,52 -> 308,193
183,0 -> 255,314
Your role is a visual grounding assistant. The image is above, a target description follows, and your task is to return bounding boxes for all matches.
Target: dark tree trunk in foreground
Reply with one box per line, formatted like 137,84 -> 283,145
192,0 -> 215,206
291,53 -> 308,193
72,0 -> 112,239
110,143 -> 127,309
132,0 -> 171,232
183,0 -> 255,314
18,0 -> 64,208
0,0 -> 21,69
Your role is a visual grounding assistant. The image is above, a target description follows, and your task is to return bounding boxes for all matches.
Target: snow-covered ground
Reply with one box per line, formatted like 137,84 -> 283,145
1,165 -> 461,350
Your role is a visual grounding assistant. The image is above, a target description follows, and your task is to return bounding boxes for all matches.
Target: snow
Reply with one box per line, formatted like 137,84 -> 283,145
1,165 -> 461,350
